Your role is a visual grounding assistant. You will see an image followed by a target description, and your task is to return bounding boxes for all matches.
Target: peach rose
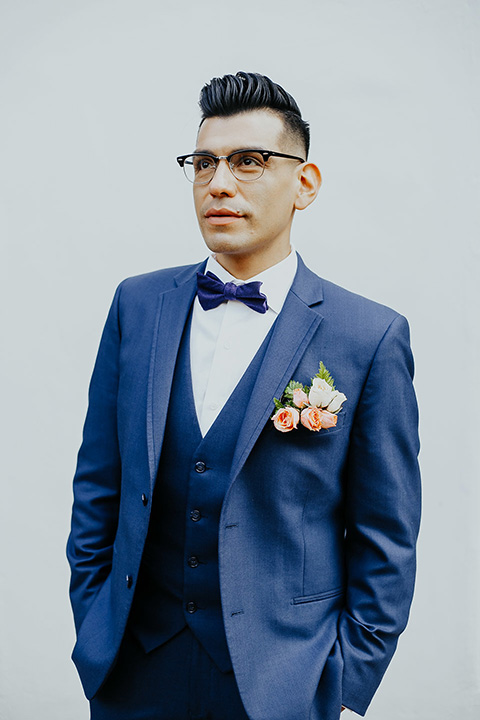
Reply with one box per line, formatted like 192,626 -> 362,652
272,406 -> 300,432
292,388 -> 309,408
301,407 -> 338,431
318,409 -> 338,428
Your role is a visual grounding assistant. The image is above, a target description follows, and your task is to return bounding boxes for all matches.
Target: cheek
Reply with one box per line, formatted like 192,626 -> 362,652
260,178 -> 297,216
193,190 -> 201,212
261,191 -> 294,226
193,193 -> 207,224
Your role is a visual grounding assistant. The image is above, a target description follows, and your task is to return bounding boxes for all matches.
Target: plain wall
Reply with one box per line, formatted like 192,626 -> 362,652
1,1 -> 479,718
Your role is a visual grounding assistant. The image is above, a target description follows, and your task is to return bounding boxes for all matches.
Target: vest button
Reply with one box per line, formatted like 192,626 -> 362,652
141,493 -> 148,506
195,461 -> 206,473
186,601 -> 197,614
126,575 -> 133,589
190,509 -> 202,522
187,556 -> 199,568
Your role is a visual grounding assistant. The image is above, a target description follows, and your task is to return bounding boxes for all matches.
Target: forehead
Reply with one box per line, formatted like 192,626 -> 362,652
195,110 -> 285,154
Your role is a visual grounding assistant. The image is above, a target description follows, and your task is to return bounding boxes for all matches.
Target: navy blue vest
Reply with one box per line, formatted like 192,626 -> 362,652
129,307 -> 273,672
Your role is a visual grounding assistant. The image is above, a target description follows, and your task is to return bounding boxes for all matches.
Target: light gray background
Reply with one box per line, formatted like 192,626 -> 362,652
1,1 -> 479,718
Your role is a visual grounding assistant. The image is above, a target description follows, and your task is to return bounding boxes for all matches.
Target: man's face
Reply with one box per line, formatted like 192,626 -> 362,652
193,110 -> 305,270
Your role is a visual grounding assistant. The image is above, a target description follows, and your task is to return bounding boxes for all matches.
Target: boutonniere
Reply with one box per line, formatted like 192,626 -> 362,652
272,362 -> 347,433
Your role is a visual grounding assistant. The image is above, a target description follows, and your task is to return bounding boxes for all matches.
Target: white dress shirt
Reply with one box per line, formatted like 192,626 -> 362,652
190,247 -> 298,436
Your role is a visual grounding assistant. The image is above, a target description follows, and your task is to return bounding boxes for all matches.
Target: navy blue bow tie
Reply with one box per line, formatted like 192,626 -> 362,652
196,271 -> 268,314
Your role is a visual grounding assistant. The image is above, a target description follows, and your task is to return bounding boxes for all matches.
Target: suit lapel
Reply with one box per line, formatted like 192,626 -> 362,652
146,260 -> 206,491
146,254 -> 324,492
230,255 -> 324,484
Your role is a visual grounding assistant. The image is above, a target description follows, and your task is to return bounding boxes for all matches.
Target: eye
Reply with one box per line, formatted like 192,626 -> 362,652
233,152 -> 264,169
193,155 -> 216,174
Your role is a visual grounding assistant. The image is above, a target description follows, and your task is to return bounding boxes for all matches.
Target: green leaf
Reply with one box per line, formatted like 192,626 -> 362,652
283,380 -> 304,400
314,361 -> 336,390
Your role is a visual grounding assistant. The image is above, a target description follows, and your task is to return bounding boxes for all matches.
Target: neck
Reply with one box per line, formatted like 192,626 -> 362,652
212,244 -> 292,280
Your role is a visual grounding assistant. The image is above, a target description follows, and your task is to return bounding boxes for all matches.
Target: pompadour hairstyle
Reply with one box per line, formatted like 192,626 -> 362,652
199,71 -> 310,158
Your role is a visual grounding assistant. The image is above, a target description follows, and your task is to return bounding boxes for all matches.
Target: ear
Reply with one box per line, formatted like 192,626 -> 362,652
294,162 -> 322,210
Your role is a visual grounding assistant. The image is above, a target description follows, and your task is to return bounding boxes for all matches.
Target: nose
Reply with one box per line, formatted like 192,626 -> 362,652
208,158 -> 237,197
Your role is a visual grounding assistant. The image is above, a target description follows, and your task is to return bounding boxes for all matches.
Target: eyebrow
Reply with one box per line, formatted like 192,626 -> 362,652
193,146 -> 270,155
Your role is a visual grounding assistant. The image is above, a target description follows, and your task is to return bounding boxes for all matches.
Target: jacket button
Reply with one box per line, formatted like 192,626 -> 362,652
187,556 -> 199,568
141,493 -> 148,506
126,575 -> 133,589
195,461 -> 206,473
186,601 -> 197,614
190,509 -> 202,522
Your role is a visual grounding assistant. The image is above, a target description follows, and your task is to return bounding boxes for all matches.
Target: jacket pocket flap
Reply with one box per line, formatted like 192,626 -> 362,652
292,586 -> 345,605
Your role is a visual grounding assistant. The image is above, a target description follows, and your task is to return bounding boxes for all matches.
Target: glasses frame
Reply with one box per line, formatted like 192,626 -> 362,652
176,148 -> 306,185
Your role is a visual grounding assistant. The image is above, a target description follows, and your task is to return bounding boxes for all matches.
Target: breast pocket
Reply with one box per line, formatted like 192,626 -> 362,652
300,410 -> 347,440
265,408 -> 348,444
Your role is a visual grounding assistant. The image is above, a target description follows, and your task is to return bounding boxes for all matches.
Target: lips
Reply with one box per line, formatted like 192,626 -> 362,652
204,208 -> 244,225
205,208 -> 242,218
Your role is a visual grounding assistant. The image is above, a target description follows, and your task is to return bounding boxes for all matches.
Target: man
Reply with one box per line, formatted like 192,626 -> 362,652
67,72 -> 421,720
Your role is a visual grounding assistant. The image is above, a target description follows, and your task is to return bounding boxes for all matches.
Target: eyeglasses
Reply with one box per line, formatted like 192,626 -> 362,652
176,149 -> 305,185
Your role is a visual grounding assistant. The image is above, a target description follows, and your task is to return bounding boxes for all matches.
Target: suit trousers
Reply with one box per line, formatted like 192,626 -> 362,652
89,625 -> 250,720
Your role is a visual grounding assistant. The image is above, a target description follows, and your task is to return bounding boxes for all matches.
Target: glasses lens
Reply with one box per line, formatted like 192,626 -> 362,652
230,151 -> 265,181
183,155 -> 216,184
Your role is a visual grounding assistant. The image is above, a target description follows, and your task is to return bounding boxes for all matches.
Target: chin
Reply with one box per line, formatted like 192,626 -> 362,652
202,234 -> 249,256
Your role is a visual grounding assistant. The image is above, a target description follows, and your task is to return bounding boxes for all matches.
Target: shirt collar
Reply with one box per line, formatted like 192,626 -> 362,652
205,246 -> 298,315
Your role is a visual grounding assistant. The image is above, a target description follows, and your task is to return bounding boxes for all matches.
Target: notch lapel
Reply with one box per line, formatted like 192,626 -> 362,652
146,260 -> 206,491
229,255 -> 324,485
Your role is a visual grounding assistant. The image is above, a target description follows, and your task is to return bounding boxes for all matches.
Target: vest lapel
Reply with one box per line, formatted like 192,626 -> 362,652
146,261 -> 206,491
229,256 -> 325,486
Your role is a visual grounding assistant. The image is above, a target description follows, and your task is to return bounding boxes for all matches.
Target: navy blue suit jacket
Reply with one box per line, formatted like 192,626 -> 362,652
67,254 -> 421,719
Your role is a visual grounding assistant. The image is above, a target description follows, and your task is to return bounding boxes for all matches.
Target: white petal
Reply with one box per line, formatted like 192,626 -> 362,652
327,392 -> 347,413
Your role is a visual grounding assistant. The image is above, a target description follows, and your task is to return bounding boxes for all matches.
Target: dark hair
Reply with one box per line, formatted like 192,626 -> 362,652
199,71 -> 310,158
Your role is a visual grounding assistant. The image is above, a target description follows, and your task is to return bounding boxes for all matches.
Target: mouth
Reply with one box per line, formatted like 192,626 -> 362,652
204,208 -> 244,226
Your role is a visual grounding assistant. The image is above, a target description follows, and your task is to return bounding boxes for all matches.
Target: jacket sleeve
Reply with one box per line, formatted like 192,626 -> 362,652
339,314 -> 421,715
66,283 -> 123,634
